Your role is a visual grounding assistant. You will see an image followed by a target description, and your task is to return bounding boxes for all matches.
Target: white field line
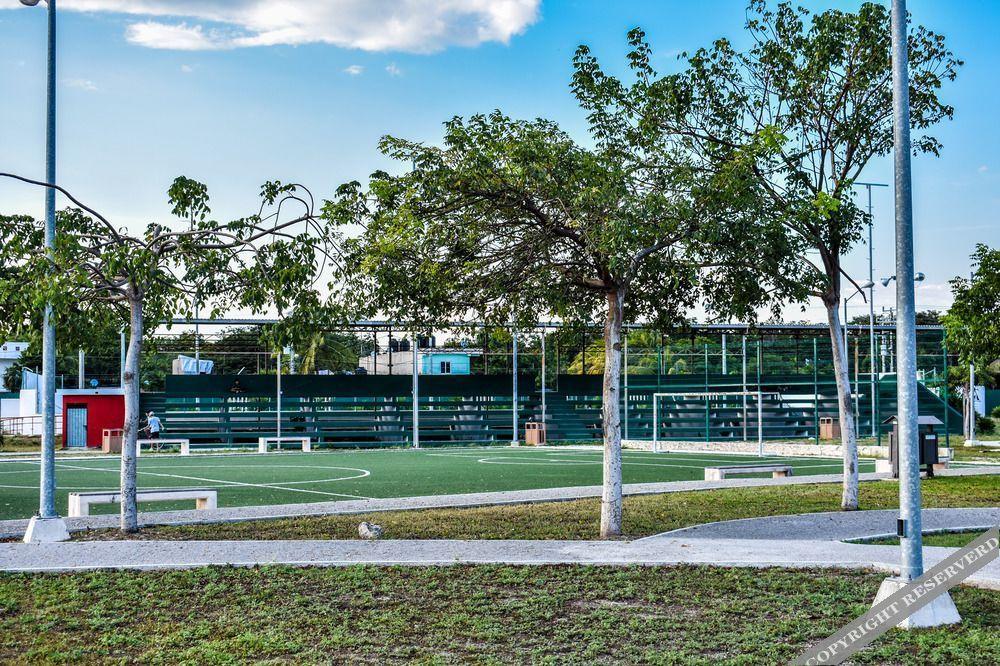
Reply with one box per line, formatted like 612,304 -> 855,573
52,461 -> 373,500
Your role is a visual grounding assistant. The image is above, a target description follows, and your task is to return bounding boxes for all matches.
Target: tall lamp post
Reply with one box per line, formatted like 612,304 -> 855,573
871,0 -> 959,626
854,181 -> 888,437
21,0 -> 69,543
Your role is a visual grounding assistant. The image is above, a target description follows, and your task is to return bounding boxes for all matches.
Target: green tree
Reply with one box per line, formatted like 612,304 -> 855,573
0,173 -> 337,532
572,2 -> 960,509
943,244 -> 1000,375
330,112 -> 776,536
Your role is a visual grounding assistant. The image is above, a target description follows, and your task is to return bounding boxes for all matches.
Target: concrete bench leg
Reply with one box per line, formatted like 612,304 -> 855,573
68,496 -> 87,517
258,440 -> 267,454
772,470 -> 791,478
704,469 -> 724,481
196,496 -> 217,510
302,439 -> 311,452
181,441 -> 190,456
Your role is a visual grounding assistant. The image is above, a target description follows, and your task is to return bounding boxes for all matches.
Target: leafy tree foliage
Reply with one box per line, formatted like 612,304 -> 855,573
0,174 -> 337,532
943,244 -> 1000,375
571,1 -> 960,509
329,111 -> 776,536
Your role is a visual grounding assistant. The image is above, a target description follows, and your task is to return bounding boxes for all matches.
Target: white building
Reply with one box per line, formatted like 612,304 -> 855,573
0,341 -> 29,392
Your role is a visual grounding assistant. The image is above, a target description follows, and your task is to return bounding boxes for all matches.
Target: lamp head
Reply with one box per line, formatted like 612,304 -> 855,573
20,0 -> 43,6
860,280 -> 875,289
914,272 -> 925,282
880,276 -> 895,288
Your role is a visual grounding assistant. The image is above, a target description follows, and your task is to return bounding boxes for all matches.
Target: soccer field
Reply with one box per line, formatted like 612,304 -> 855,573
0,447 -> 879,521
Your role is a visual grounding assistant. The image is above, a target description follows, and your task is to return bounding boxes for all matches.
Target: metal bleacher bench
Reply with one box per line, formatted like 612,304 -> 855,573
704,464 -> 794,481
67,488 -> 217,517
258,436 -> 312,453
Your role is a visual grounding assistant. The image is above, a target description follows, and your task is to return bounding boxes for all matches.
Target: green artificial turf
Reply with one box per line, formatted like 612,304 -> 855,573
1,565 -> 996,664
71,475 -> 1000,542
0,446 -> 879,521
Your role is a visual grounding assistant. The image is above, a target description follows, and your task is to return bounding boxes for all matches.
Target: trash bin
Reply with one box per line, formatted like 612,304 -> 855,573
819,417 -> 840,440
525,422 -> 546,446
884,415 -> 943,478
102,428 -> 123,454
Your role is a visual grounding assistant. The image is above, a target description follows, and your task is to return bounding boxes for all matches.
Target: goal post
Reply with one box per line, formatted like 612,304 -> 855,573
651,390 -> 782,456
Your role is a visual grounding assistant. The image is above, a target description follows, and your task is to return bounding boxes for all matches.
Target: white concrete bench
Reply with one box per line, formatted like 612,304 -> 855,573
137,439 -> 191,456
258,436 -> 311,453
67,488 -> 217,517
704,464 -> 793,481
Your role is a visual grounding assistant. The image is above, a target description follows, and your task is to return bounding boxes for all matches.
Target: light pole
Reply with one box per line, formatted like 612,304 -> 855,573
21,0 -> 69,543
854,181 -> 888,437
871,0 -> 960,627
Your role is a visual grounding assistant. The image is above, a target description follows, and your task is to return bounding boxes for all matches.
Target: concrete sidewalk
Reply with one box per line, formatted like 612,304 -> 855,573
647,507 -> 1000,542
2,535 -> 997,590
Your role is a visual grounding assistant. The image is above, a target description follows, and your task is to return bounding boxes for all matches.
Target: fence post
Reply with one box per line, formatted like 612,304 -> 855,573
813,337 -> 819,442
623,330 -> 628,441
942,341 -> 949,448
276,349 -> 282,439
412,333 -> 419,448
541,329 -> 547,430
741,335 -> 748,441
704,343 -> 710,441
512,331 -> 519,445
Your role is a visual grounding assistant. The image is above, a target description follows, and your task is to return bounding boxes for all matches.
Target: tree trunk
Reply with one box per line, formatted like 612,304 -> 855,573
120,296 -> 143,533
600,288 -> 625,537
826,302 -> 859,511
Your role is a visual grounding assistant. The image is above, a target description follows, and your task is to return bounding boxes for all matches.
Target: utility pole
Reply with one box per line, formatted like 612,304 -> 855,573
871,0 -> 960,627
22,0 -> 69,543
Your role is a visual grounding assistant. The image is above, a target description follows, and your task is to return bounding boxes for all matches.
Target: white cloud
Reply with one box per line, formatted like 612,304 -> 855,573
343,64 -> 364,76
126,21 -> 224,50
54,1 -> 541,53
64,78 -> 98,91
180,64 -> 194,73
385,62 -> 402,77
979,165 -> 989,174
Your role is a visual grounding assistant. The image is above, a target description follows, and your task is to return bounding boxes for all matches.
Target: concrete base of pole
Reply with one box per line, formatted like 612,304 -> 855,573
872,577 -> 961,628
22,516 -> 70,543
964,439 -> 980,447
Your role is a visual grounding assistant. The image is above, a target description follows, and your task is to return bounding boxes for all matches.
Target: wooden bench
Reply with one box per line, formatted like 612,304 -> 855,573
136,438 -> 191,456
704,464 -> 793,481
258,436 -> 311,453
67,488 -> 217,517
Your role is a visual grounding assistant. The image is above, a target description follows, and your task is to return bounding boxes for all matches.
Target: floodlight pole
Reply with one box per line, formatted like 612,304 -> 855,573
890,0 -> 923,583
21,0 -> 69,543
119,329 -> 126,387
541,329 -> 547,430
967,363 -> 977,445
855,181 -> 888,437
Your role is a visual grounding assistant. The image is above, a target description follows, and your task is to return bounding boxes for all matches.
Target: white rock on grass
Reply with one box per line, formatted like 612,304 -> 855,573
358,522 -> 383,540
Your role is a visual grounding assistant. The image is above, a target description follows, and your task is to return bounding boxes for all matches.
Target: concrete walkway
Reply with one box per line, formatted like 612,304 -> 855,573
1,534 -> 997,590
646,507 -> 1000,542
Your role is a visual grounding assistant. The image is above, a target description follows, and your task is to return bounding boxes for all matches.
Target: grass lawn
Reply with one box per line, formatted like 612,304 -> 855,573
1,565 -> 996,664
71,474 -> 1000,542
0,435 -> 63,453
862,530 -> 987,548
952,444 -> 1000,464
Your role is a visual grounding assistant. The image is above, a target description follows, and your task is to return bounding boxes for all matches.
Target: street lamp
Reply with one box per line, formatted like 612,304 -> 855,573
853,181 -> 888,438
19,0 -> 69,543
880,272 -> 925,287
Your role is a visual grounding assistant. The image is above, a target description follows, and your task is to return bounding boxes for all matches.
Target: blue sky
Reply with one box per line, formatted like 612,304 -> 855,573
1,0 -> 997,322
